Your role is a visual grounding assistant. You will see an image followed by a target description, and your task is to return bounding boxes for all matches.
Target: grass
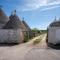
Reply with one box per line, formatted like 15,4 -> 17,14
33,34 -> 46,45
33,38 -> 41,45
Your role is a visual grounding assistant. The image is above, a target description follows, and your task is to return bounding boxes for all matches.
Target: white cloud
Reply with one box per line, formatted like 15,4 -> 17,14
41,5 -> 60,12
16,0 -> 60,12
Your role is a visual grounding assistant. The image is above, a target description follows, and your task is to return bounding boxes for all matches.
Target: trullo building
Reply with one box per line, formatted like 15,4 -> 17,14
0,9 -> 24,43
0,7 -> 9,28
47,17 -> 60,45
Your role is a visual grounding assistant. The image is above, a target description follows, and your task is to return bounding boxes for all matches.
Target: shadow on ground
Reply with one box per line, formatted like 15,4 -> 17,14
0,43 -> 19,47
46,37 -> 60,50
47,43 -> 60,50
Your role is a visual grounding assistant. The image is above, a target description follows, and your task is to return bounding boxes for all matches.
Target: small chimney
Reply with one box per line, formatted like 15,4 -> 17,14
54,16 -> 57,22
11,10 -> 16,15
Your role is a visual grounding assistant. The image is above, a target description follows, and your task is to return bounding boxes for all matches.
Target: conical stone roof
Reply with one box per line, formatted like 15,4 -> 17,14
22,20 -> 31,31
49,18 -> 60,27
50,21 -> 60,27
0,8 -> 9,28
3,14 -> 26,29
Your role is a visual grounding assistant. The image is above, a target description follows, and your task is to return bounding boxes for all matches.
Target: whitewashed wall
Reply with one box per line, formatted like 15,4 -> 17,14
0,29 -> 24,43
48,27 -> 60,44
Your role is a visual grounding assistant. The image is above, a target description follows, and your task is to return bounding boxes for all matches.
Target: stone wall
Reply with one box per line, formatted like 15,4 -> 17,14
0,29 -> 24,43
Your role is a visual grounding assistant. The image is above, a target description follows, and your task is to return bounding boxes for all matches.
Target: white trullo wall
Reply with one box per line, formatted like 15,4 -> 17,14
48,27 -> 60,44
0,29 -> 24,43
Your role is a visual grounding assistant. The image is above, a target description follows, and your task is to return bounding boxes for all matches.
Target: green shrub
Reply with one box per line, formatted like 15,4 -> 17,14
23,31 -> 33,42
23,33 -> 29,42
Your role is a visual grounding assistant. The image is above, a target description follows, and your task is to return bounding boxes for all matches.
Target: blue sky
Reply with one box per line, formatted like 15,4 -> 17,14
0,0 -> 60,30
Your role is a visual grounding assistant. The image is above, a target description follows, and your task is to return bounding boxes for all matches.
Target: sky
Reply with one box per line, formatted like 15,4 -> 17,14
0,0 -> 60,30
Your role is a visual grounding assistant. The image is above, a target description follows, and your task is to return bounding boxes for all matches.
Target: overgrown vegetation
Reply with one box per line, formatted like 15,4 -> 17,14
40,30 -> 47,34
23,33 -> 29,42
33,39 -> 41,45
32,28 -> 47,34
23,32 -> 33,42
23,28 -> 47,43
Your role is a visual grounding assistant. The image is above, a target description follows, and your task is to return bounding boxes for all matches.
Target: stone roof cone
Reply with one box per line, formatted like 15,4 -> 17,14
0,6 -> 9,28
3,10 -> 26,29
22,20 -> 31,31
49,17 -> 60,27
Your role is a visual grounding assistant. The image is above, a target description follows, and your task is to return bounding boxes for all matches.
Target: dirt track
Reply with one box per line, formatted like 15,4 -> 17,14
0,34 -> 60,60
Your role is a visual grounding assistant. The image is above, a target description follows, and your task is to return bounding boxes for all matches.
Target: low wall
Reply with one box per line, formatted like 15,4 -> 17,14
0,29 -> 24,43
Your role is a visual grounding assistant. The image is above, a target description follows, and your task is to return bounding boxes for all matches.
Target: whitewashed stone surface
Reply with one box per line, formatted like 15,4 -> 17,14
48,27 -> 60,44
0,29 -> 24,43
